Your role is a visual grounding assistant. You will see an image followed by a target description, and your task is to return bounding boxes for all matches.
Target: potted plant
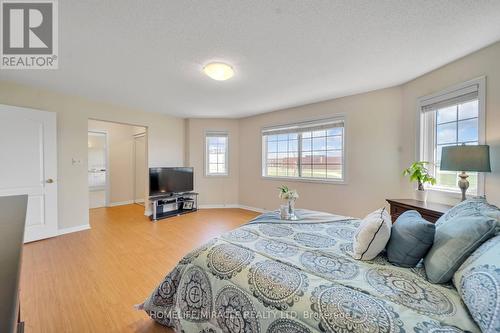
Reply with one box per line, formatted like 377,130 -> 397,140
403,161 -> 436,202
278,185 -> 299,220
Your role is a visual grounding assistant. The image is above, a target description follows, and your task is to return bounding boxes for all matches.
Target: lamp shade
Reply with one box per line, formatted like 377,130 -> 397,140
440,145 -> 491,172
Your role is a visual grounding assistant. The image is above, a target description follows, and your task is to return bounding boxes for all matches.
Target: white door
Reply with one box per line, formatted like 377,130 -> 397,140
0,105 -> 58,242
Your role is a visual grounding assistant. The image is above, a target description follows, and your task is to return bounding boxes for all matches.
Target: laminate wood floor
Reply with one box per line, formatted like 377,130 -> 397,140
20,205 -> 259,333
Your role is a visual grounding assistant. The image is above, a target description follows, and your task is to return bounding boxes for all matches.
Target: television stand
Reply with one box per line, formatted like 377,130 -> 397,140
150,192 -> 199,221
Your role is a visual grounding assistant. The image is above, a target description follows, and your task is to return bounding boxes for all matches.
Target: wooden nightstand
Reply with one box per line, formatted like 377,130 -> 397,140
386,199 -> 453,223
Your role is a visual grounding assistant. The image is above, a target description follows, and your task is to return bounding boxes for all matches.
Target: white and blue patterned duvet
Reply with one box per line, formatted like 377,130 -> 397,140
142,209 -> 479,332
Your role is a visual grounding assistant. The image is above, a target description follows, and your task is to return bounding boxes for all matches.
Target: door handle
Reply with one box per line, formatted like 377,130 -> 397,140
46,179 -> 54,183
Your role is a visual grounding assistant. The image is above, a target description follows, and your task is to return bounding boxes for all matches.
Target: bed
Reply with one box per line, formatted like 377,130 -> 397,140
141,209 -> 480,332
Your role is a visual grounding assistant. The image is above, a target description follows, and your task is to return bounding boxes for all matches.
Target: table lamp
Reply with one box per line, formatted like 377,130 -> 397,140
440,144 -> 491,201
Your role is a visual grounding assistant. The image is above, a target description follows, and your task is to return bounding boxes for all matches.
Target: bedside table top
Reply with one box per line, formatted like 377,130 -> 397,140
386,199 -> 453,215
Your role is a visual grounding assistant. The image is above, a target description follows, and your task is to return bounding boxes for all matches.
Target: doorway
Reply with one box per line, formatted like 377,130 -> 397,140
88,120 -> 147,210
88,131 -> 108,208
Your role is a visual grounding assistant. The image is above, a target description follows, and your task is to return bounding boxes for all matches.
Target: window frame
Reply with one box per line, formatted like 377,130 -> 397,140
205,131 -> 229,177
261,116 -> 347,184
416,76 -> 486,197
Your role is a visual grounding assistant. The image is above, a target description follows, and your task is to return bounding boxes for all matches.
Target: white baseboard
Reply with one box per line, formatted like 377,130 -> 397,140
198,204 -> 267,213
58,224 -> 91,236
109,200 -> 134,207
199,203 -> 240,209
237,205 -> 267,213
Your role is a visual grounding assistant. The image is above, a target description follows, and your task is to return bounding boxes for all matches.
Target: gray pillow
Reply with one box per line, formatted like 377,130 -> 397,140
386,210 -> 435,268
424,214 -> 497,284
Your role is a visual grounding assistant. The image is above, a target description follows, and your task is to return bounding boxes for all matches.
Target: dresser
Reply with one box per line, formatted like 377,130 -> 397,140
386,199 -> 453,223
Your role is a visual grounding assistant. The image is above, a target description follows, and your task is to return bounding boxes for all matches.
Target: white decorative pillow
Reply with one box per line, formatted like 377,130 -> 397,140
351,208 -> 392,260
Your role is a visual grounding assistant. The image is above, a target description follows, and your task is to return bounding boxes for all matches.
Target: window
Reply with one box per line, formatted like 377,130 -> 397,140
205,132 -> 228,176
262,117 -> 345,181
419,78 -> 485,195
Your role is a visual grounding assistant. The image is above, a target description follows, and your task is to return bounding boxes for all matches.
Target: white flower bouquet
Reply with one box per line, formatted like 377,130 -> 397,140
278,185 -> 299,220
278,185 -> 299,200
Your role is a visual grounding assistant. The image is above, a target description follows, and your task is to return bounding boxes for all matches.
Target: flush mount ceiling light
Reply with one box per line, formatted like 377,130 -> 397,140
203,62 -> 234,81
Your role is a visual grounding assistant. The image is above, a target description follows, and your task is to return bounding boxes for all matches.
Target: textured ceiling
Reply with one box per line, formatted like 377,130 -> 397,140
2,1 -> 500,118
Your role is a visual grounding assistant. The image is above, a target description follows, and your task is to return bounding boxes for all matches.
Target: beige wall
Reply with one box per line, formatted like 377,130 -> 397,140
185,119 -> 239,206
400,42 -> 500,206
238,87 -> 403,218
0,81 -> 185,230
88,120 -> 146,204
235,42 -> 500,217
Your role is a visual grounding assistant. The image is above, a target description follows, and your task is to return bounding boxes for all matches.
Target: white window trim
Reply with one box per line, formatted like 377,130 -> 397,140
260,115 -> 348,184
416,76 -> 486,197
205,131 -> 229,177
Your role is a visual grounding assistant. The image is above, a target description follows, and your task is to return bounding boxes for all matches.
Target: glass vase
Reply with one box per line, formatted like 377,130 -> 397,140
287,199 -> 298,220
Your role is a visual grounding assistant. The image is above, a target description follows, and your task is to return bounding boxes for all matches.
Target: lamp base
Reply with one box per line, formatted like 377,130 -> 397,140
458,171 -> 469,201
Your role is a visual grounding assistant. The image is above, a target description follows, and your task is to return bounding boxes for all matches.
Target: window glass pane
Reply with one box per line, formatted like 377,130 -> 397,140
312,130 -> 326,137
301,152 -> 312,164
267,135 -> 277,142
217,137 -> 227,145
458,100 -> 478,120
209,154 -> 217,163
302,165 -> 312,177
267,166 -> 277,177
458,118 -> 478,143
217,145 -> 226,153
277,152 -> 287,161
209,164 -> 217,173
277,134 -> 288,141
436,105 -> 457,124
435,169 -> 458,188
311,164 -> 326,178
288,133 -> 298,140
208,137 -> 218,145
312,137 -> 326,150
217,154 -> 225,163
287,165 -> 298,177
288,139 -> 298,152
209,144 -> 218,153
302,138 -> 311,151
436,122 -> 457,144
267,141 -> 277,153
267,153 -> 277,163
327,127 -> 342,136
312,151 -> 326,164
277,141 -> 288,152
302,131 -> 312,138
327,150 -> 342,164
217,164 -> 226,173
327,136 -> 342,150
327,164 -> 342,179
276,166 -> 287,176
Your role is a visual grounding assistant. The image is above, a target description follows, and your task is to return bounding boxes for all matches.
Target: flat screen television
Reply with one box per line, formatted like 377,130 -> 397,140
149,167 -> 193,197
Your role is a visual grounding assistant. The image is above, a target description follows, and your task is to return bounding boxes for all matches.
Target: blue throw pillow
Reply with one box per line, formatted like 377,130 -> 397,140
436,198 -> 500,231
424,214 -> 497,284
453,235 -> 500,332
386,210 -> 435,268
